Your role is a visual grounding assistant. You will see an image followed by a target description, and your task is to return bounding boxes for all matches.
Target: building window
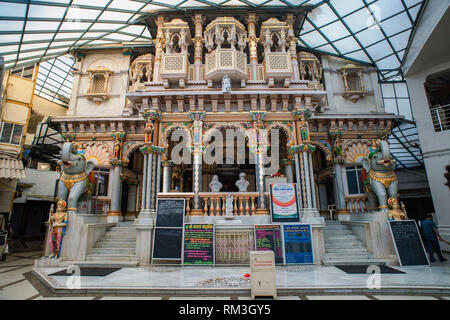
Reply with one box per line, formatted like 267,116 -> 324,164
424,69 -> 450,132
346,165 -> 365,195
0,122 -> 23,145
86,67 -> 112,105
91,74 -> 106,94
92,168 -> 110,197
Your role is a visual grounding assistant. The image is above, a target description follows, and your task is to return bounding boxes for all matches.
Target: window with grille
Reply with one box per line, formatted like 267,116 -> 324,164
91,74 -> 106,94
0,122 -> 23,145
345,165 -> 365,195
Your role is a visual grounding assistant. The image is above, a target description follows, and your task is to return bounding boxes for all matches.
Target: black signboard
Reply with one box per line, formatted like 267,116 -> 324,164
254,225 -> 283,264
156,198 -> 185,228
183,224 -> 214,265
389,220 -> 429,266
283,224 -> 314,264
152,228 -> 183,260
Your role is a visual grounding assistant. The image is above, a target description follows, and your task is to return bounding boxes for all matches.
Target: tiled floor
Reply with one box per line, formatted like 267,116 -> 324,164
1,250 -> 450,300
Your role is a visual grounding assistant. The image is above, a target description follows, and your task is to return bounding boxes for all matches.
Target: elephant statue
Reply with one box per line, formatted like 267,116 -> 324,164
57,143 -> 95,213
361,140 -> 399,211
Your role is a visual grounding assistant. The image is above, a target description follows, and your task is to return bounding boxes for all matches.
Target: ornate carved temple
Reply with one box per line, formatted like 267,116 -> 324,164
50,9 -> 400,265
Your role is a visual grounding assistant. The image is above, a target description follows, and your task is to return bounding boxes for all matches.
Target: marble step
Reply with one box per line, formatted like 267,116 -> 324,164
325,247 -> 368,254
322,257 -> 386,266
323,252 -> 374,259
107,228 -> 136,232
324,230 -> 354,235
103,233 -> 137,238
324,235 -> 360,241
91,248 -> 136,254
325,239 -> 364,247
86,253 -> 138,260
96,242 -> 136,248
102,235 -> 136,240
324,226 -> 351,231
71,260 -> 139,268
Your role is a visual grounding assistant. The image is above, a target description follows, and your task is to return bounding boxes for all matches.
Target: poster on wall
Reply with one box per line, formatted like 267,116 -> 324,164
282,224 -> 314,264
269,183 -> 300,223
254,225 -> 283,264
183,224 -> 214,265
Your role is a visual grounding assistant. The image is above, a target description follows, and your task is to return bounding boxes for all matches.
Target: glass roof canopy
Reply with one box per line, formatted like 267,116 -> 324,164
0,0 -> 427,169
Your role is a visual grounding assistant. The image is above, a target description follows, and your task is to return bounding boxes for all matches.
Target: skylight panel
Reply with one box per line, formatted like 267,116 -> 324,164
0,2 -> 27,17
308,5 -> 338,27
379,12 -> 412,37
333,36 -> 361,54
319,21 -> 350,42
28,4 -> 67,19
329,0 -> 365,17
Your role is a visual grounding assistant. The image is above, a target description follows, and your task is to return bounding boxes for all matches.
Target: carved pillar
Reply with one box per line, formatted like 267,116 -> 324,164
193,14 -> 205,81
162,154 -> 172,193
286,13 -> 300,81
189,112 -> 206,214
282,155 -> 294,183
246,14 -> 259,81
108,132 -> 126,222
153,15 -> 165,82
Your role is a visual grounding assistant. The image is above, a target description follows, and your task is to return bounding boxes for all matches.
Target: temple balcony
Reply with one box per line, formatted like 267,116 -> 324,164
160,52 -> 190,88
205,48 -> 248,83
263,52 -> 293,88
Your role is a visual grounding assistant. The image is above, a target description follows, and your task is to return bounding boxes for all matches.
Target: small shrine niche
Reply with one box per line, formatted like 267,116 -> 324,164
260,18 -> 293,88
129,53 -> 154,91
204,17 -> 248,83
298,52 -> 322,82
160,19 -> 192,88
340,64 -> 367,103
86,67 -> 112,105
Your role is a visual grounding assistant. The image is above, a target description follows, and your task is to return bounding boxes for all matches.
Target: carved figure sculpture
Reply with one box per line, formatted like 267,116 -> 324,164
57,143 -> 95,213
222,75 -> 231,93
48,200 -> 68,258
361,140 -> 399,210
387,197 -> 408,221
209,175 -> 223,192
235,172 -> 250,192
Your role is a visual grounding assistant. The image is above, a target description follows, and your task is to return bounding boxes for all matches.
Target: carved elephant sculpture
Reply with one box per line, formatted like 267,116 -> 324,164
57,143 -> 95,213
361,140 -> 399,211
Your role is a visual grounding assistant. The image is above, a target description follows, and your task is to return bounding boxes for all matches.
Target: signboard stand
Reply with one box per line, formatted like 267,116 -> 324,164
254,225 -> 283,264
183,224 -> 215,266
388,220 -> 429,266
152,198 -> 186,263
282,224 -> 314,265
269,183 -> 300,223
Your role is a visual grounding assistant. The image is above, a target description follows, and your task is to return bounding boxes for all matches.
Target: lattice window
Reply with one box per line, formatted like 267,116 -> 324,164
220,51 -> 233,67
91,74 -> 106,94
163,55 -> 184,72
236,51 -> 246,72
206,51 -> 216,72
269,54 -> 289,70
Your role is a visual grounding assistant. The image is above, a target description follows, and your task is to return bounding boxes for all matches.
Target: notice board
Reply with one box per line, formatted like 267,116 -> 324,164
389,220 -> 429,266
183,224 -> 214,265
282,224 -> 314,264
152,228 -> 183,260
254,225 -> 283,264
155,198 -> 185,228
269,183 -> 300,223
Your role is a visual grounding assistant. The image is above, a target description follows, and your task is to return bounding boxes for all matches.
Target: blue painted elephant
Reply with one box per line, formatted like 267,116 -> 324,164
57,143 -> 95,213
361,140 -> 399,211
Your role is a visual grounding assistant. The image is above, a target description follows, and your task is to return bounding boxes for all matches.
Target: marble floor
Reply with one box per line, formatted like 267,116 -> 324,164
1,251 -> 450,300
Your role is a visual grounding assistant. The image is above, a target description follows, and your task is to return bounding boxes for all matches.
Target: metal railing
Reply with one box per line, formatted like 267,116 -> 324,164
430,104 -> 450,132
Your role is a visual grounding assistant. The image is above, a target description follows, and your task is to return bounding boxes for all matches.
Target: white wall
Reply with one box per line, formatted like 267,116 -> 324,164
14,168 -> 59,203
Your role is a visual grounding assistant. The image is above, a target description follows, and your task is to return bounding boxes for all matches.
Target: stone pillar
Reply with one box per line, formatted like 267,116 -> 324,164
153,152 -> 162,209
308,152 -> 317,208
140,152 -> 148,211
146,153 -> 153,210
286,13 -> 300,81
294,153 -> 303,210
246,14 -> 259,81
192,150 -> 202,210
283,157 -> 294,183
189,112 -> 206,215
302,152 -> 312,208
192,14 -> 205,81
162,157 -> 172,193
108,164 -> 123,223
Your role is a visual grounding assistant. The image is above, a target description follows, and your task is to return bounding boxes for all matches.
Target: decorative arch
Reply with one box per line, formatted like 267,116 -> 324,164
265,121 -> 294,147
202,122 -> 249,147
76,142 -> 112,165
342,140 -> 372,164
122,141 -> 145,162
310,140 -> 332,161
162,123 -> 193,148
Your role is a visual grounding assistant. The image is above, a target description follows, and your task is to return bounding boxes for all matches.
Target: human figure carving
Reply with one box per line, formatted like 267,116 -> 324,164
235,172 -> 250,192
47,200 -> 68,259
209,175 -> 223,192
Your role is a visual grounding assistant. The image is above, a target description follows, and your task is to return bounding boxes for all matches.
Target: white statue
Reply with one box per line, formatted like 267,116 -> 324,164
235,172 -> 250,192
225,194 -> 234,217
222,75 -> 231,93
209,175 -> 223,192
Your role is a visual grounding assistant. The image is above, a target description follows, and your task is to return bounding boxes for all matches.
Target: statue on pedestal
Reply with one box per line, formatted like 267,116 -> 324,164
48,200 -> 68,259
235,172 -> 249,192
225,194 -> 234,217
387,197 -> 408,221
222,75 -> 231,93
209,175 -> 223,192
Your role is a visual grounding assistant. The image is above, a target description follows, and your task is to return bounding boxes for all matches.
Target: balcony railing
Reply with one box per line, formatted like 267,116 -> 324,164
345,195 -> 369,214
430,104 -> 450,132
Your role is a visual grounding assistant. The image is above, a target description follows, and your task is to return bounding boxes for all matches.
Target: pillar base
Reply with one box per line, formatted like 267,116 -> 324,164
190,209 -> 204,216
107,210 -> 122,223
125,212 -> 138,221
255,208 -> 270,215
301,208 -> 325,225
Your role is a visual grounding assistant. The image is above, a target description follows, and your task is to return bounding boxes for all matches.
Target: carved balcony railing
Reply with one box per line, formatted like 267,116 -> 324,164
345,195 -> 369,214
160,52 -> 189,88
205,48 -> 247,82
263,52 -> 292,87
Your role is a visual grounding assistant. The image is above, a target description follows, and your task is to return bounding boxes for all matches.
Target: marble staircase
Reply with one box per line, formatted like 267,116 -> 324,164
322,221 -> 386,266
85,222 -> 139,267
